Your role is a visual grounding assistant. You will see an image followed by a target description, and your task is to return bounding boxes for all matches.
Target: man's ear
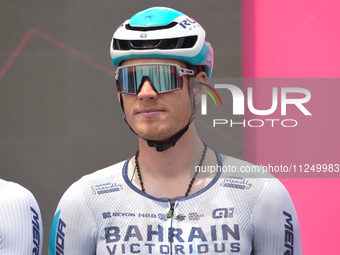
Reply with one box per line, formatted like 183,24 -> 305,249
190,71 -> 208,120
192,71 -> 208,104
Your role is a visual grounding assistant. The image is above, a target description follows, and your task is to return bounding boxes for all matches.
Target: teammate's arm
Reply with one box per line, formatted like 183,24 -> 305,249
0,181 -> 43,255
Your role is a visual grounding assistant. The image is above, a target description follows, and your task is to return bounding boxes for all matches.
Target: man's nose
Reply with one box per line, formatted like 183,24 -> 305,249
137,78 -> 158,100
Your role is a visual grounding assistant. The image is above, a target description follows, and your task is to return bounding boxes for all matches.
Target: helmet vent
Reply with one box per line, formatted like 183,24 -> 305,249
113,36 -> 197,50
126,22 -> 177,31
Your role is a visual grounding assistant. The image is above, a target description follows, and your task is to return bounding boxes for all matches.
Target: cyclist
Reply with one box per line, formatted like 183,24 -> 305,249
49,7 -> 302,254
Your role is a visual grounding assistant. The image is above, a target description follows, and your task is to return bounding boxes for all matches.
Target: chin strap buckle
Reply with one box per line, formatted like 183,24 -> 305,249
147,139 -> 176,152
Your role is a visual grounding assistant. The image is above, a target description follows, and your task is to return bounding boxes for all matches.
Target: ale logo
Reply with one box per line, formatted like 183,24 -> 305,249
197,82 -> 222,115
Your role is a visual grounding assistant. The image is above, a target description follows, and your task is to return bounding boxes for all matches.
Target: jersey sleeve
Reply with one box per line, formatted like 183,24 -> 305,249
48,182 -> 97,255
251,178 -> 303,255
0,181 -> 43,255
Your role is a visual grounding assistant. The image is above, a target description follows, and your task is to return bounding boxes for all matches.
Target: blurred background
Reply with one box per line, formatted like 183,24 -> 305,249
1,1 -> 339,254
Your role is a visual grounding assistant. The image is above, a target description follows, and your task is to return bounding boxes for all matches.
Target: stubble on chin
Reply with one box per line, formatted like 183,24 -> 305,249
128,102 -> 171,141
128,101 -> 190,142
137,123 -> 173,142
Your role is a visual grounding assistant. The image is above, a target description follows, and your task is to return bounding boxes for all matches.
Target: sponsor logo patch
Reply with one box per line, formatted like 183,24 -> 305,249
221,177 -> 252,190
91,182 -> 123,195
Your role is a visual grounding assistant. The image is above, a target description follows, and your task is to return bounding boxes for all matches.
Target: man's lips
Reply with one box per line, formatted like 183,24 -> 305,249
135,108 -> 166,117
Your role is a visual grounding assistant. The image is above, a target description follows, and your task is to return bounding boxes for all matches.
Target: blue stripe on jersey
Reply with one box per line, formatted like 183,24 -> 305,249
48,210 -> 61,255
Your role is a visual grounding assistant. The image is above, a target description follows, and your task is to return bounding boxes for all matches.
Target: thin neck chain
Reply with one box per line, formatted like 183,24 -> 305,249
134,142 -> 207,197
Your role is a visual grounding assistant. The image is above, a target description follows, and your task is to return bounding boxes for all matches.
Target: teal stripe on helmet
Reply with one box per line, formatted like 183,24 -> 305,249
48,210 -> 61,255
130,7 -> 184,27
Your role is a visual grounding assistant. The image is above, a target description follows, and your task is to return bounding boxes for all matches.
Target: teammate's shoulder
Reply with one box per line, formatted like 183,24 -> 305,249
0,178 -> 40,209
0,178 -> 34,198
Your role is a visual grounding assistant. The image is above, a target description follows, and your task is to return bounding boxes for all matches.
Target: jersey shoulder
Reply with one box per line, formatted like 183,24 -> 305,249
0,178 -> 39,206
219,153 -> 275,178
75,159 -> 126,184
55,159 -> 128,209
49,160 -> 128,254
216,155 -> 302,254
216,154 -> 290,205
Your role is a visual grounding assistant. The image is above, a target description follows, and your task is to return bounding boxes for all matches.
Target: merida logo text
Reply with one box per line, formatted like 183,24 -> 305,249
56,218 -> 66,255
31,207 -> 40,255
283,211 -> 294,255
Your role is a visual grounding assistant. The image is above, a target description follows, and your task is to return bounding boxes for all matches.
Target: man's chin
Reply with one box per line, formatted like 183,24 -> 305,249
135,127 -> 173,142
144,136 -> 172,143
138,132 -> 171,142
135,124 -> 189,143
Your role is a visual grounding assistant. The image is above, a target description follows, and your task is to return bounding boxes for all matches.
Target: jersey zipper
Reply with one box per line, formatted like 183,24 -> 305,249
168,199 -> 176,255
167,199 -> 176,218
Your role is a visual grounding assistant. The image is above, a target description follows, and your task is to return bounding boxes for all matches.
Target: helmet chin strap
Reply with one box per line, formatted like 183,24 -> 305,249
145,115 -> 194,152
120,91 -> 196,152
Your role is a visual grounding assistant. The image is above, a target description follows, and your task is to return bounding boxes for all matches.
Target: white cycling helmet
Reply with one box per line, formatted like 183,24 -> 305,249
110,6 -> 214,78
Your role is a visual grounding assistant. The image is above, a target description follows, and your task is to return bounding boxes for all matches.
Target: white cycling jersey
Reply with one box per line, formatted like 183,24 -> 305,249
49,153 -> 302,255
0,178 -> 43,255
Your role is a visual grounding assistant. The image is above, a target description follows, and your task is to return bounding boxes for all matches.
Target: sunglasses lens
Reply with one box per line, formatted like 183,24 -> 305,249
116,65 -> 182,94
